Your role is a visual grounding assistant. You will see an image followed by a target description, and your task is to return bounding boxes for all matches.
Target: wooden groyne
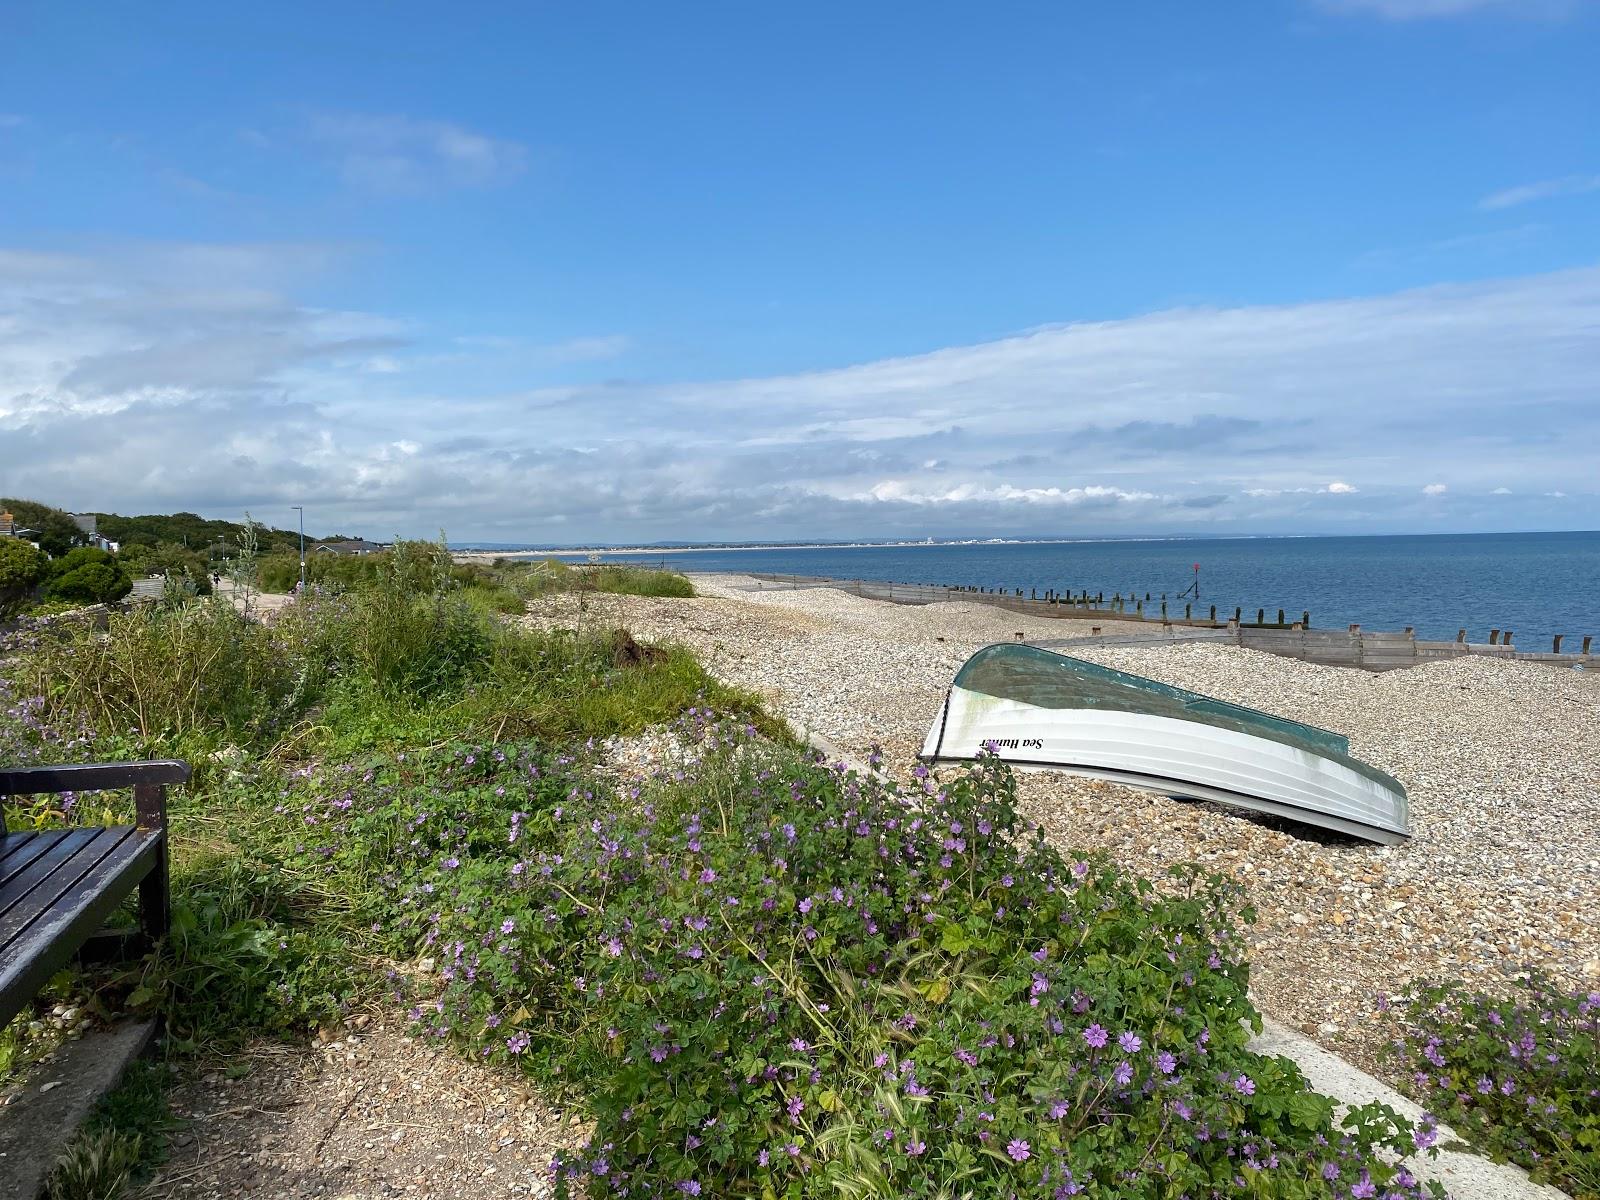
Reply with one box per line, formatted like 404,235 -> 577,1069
745,573 -> 1597,672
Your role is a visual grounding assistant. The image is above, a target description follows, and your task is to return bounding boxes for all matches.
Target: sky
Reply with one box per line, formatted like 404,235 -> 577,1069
1,0 -> 1597,543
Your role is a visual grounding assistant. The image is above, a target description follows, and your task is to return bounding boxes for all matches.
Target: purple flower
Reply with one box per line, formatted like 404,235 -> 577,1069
1155,1051 -> 1177,1075
1118,1031 -> 1142,1054
1006,1138 -> 1030,1162
1232,1074 -> 1255,1096
905,1139 -> 926,1156
1113,1060 -> 1134,1086
1048,1100 -> 1069,1119
677,1182 -> 701,1196
1083,1023 -> 1109,1049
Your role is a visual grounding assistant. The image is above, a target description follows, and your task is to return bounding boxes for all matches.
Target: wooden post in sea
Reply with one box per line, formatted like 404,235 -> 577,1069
1161,599 -> 1168,619
1256,608 -> 1265,625
1136,599 -> 1143,617
1583,635 -> 1593,655
1489,629 -> 1500,645
1457,629 -> 1466,643
1277,608 -> 1285,625
1303,611 -> 1310,629
1553,634 -> 1563,654
1209,605 -> 1217,622
1233,606 -> 1242,624
1184,602 -> 1191,620
1504,630 -> 1514,646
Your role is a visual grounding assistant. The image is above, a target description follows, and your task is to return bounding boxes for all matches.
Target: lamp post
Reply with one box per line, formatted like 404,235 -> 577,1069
291,506 -> 305,590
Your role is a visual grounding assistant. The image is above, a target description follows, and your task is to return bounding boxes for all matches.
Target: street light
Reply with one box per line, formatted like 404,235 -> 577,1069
291,506 -> 305,590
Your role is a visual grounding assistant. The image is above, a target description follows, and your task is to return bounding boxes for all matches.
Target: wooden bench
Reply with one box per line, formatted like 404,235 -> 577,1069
0,760 -> 189,1030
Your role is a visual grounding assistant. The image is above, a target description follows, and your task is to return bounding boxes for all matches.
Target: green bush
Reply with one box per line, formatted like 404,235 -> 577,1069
0,537 -> 46,618
42,547 -> 133,604
278,732 -> 1440,1200
587,564 -> 696,598
1382,976 -> 1599,1197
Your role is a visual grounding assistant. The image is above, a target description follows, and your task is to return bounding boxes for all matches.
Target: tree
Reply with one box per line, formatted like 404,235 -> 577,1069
42,547 -> 133,604
0,538 -> 46,618
0,498 -> 85,557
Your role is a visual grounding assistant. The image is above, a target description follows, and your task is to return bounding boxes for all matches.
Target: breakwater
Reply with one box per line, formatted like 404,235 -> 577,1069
747,573 -> 1596,672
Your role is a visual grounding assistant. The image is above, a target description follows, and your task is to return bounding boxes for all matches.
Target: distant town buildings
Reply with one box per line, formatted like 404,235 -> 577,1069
70,513 -> 120,554
0,511 -> 39,544
311,538 -> 387,556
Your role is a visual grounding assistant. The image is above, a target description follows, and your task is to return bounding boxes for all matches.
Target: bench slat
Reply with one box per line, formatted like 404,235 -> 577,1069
0,829 -> 134,943
0,828 -> 162,1028
0,831 -> 72,889
0,830 -> 39,866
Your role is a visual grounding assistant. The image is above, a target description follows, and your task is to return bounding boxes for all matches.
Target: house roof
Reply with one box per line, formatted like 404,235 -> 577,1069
311,538 -> 386,554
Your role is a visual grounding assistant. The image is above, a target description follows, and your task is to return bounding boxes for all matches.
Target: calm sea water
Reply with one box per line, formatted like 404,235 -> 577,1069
523,532 -> 1600,645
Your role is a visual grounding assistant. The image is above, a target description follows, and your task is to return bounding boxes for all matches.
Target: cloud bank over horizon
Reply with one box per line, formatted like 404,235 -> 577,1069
1,242 -> 1596,544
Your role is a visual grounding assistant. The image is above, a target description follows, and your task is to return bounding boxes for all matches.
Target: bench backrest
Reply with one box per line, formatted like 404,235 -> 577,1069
0,761 -> 191,834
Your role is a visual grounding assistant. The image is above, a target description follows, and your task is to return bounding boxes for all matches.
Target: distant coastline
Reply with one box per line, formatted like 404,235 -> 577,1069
455,533 -> 1312,558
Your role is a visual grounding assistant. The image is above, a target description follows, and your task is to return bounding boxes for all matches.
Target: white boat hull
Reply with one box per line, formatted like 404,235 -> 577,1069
922,686 -> 1409,844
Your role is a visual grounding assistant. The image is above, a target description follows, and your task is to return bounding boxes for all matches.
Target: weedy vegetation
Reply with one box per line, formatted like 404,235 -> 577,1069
1382,976 -> 1599,1198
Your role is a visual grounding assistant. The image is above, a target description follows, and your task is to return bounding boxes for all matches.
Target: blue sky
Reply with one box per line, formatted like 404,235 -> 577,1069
2,0 -> 1597,542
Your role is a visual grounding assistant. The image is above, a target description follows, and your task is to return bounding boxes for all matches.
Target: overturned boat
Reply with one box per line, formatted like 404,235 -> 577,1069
921,644 -> 1409,845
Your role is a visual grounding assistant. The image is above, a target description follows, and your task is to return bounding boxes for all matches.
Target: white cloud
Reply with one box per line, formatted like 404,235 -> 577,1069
860,481 -> 1157,506
1480,174 -> 1600,210
308,112 -> 527,193
1491,487 -> 1513,494
1422,482 -> 1448,495
2,244 -> 1597,540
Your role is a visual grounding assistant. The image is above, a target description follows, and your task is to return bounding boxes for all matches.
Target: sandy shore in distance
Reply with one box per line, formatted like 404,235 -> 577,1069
519,572 -> 1600,1077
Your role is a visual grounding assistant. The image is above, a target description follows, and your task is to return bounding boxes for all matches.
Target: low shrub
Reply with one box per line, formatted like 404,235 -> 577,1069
41,547 -> 132,604
586,565 -> 695,598
1382,976 -> 1599,1197
280,728 -> 1440,1199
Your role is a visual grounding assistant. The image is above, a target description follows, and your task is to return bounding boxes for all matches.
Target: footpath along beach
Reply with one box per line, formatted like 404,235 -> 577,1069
520,572 -> 1600,1078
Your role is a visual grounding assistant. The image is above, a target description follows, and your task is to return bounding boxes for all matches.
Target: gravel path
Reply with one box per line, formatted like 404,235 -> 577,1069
522,573 -> 1600,1075
143,1026 -> 585,1200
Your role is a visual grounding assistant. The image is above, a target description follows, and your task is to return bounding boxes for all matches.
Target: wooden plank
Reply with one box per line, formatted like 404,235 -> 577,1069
0,829 -> 161,1030
0,830 -> 71,890
0,829 -> 119,928
0,828 -> 153,951
0,831 -> 42,866
0,760 -> 190,797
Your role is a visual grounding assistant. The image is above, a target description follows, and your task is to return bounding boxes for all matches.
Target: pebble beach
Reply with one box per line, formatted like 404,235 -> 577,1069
520,573 -> 1600,1077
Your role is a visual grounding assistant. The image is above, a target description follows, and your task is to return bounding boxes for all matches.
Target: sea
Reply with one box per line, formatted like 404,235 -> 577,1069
491,531 -> 1599,647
